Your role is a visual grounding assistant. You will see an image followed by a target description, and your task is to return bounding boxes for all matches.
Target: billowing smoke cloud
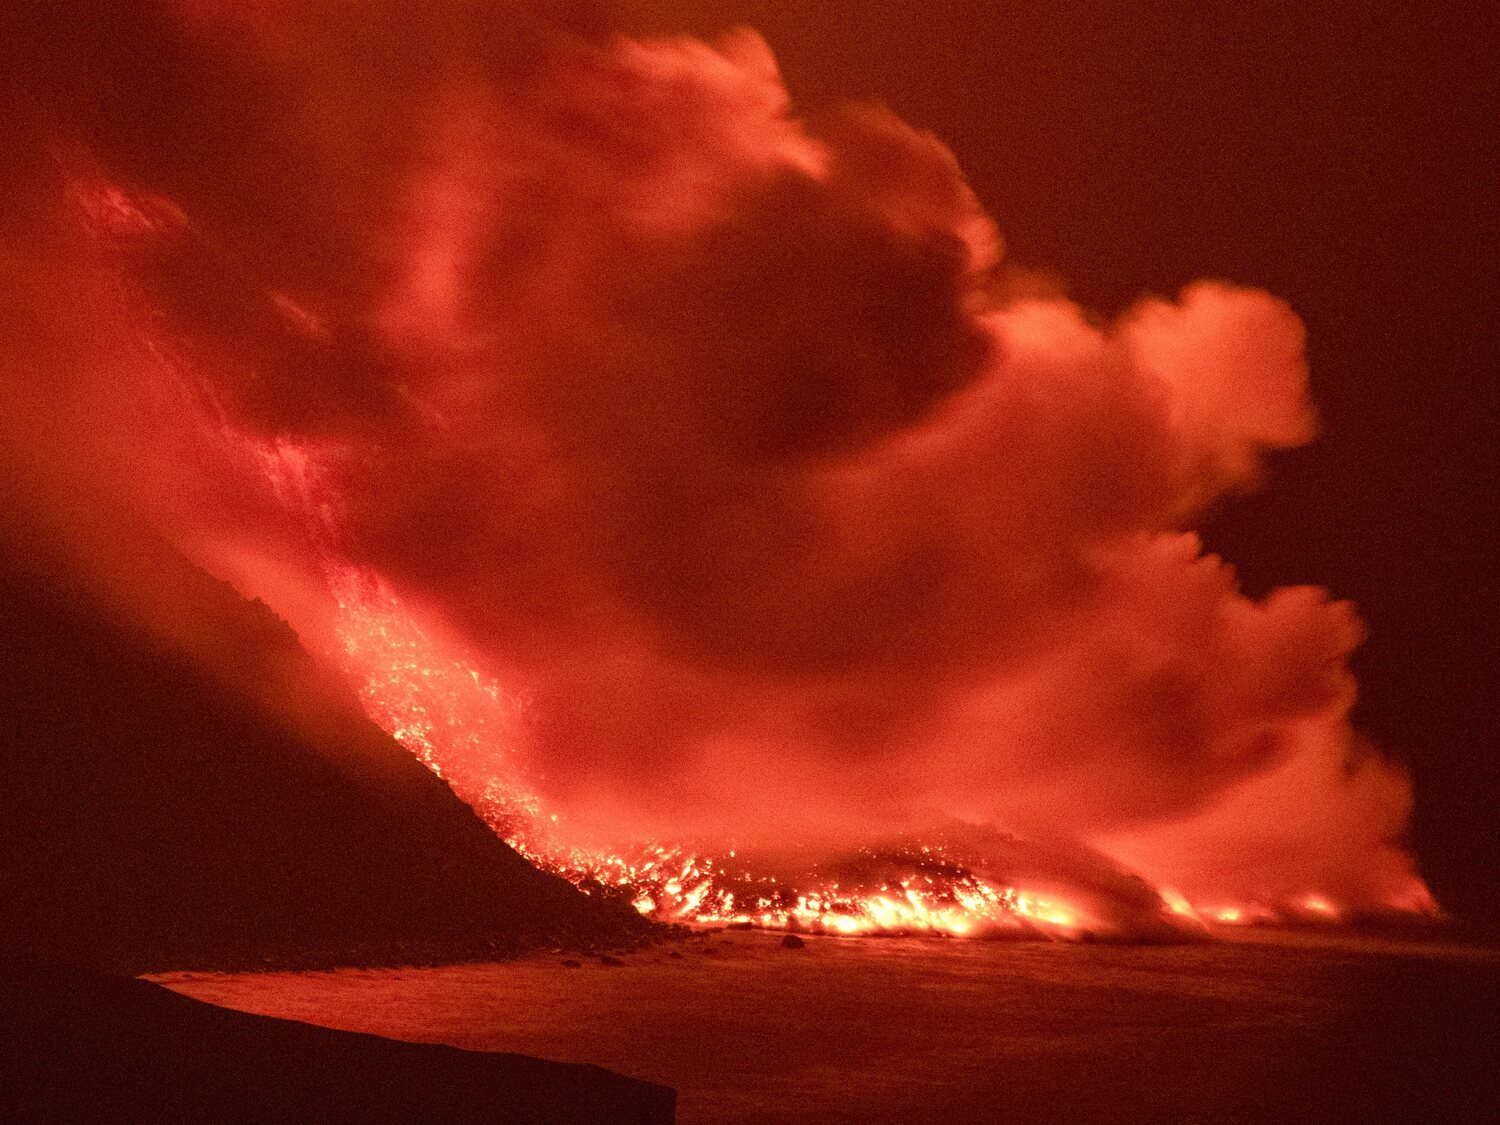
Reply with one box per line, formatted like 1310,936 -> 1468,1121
0,1 -> 1429,914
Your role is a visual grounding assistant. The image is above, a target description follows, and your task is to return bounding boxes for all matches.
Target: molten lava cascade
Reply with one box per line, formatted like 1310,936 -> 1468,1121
326,569 -> 1106,938
246,432 -> 1428,938
260,460 -> 1102,939
308,546 -> 1429,939
9,6 -> 1438,940
246,434 -> 1129,936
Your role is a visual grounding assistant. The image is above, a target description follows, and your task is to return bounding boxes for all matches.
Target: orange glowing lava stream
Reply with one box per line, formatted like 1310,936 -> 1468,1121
331,562 -> 1396,940
252,439 -> 1381,940
330,562 -> 1090,937
75,179 -> 1420,941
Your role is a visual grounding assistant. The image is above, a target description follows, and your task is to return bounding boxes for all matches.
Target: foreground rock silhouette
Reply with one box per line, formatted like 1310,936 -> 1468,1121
0,970 -> 674,1123
0,526 -> 652,973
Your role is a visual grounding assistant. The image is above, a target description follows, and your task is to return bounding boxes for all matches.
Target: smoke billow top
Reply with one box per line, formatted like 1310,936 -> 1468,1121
1,1 -> 1431,918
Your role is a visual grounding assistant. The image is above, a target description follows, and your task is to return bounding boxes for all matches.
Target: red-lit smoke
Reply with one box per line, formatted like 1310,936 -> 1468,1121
0,1 -> 1432,924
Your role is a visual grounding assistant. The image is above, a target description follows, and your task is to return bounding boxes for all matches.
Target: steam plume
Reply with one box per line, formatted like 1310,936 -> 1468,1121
0,0 -> 1431,919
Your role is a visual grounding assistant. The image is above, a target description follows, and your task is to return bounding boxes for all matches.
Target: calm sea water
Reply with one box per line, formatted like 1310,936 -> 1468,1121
155,930 -> 1500,1123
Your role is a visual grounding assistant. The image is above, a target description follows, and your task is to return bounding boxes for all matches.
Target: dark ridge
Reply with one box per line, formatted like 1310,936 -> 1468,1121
0,530 -> 653,974
0,969 -> 675,1123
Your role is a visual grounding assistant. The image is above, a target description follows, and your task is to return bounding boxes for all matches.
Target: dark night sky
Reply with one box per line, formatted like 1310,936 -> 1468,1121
638,0 -> 1497,922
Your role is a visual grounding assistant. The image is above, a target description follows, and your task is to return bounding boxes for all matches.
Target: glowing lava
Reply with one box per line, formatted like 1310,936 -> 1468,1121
236,436 -> 1433,941
56,41 -> 1438,942
328,565 -> 1098,938
245,440 -> 1109,936
259,508 -> 1411,941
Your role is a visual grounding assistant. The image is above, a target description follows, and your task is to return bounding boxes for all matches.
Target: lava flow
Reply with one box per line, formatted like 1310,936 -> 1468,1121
19,11 -> 1438,943
242,395 -> 1142,942
321,550 -> 1105,940
301,527 -> 1421,941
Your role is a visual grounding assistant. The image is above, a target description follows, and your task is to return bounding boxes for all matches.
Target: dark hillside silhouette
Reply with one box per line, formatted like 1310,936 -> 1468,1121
0,533 -> 650,973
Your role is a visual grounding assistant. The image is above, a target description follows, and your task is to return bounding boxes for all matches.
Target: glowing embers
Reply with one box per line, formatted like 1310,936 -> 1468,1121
311,553 -> 1384,942
327,564 -> 542,830
318,568 -> 1104,938
549,841 -> 1093,939
71,179 -> 186,241
1202,895 -> 1335,928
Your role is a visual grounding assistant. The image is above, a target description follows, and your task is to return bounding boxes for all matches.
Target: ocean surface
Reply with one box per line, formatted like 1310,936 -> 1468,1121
155,929 -> 1500,1123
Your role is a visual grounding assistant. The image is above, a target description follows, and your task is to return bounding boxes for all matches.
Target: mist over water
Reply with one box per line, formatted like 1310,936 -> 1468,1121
0,2 -> 1432,922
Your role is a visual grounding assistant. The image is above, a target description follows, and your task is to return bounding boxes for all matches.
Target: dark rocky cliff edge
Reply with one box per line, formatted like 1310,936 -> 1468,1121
0,969 -> 674,1123
0,534 -> 673,1118
0,531 -> 655,973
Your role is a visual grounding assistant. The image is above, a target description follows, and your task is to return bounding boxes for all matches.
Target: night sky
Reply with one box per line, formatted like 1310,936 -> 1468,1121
637,0 -> 1497,923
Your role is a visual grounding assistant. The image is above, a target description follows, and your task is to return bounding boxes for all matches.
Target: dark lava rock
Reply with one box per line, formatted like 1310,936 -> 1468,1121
0,970 -> 675,1123
667,951 -> 684,959
559,960 -> 582,969
0,539 -> 655,974
781,934 -> 806,949
598,955 -> 625,967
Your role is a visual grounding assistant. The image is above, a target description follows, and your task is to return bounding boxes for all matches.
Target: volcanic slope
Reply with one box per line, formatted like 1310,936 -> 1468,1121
0,530 -> 652,974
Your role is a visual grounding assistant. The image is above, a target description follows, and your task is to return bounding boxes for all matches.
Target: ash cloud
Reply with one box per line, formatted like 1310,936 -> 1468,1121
0,1 -> 1429,912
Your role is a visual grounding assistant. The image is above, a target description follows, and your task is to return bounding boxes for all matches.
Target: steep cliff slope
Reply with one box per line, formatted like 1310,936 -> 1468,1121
0,533 -> 649,973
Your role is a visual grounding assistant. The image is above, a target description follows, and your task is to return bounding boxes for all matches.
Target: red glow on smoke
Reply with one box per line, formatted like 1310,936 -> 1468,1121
244,425 -> 1433,937
310,530 -> 1431,937
6,8 -> 1439,940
